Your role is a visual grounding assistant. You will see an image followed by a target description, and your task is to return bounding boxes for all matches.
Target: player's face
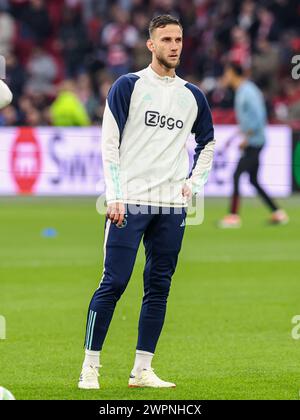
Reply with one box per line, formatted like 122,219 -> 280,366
149,25 -> 183,69
221,67 -> 234,88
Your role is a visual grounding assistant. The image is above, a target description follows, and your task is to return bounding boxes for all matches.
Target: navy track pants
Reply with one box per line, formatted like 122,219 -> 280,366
84,205 -> 186,354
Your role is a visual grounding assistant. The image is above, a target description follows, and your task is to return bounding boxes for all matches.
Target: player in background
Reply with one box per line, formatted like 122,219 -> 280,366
219,62 -> 288,228
78,15 -> 216,390
0,79 -> 13,109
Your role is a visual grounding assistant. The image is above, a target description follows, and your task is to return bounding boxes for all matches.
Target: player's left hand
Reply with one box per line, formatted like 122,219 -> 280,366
239,139 -> 248,150
106,202 -> 125,227
182,183 -> 192,200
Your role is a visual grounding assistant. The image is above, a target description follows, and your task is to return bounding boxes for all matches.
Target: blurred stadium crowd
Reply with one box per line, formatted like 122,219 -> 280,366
0,0 -> 299,127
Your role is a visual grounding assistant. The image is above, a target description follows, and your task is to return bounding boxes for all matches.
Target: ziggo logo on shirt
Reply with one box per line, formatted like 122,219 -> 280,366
145,111 -> 183,130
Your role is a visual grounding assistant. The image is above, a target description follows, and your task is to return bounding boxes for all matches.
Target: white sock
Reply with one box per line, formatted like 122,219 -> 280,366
82,349 -> 100,368
132,350 -> 154,375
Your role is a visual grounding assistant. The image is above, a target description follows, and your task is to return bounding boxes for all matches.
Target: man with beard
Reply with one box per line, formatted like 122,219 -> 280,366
78,14 -> 216,390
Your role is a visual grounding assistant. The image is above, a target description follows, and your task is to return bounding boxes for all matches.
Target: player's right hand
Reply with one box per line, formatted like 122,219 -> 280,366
106,202 -> 125,227
182,183 -> 192,200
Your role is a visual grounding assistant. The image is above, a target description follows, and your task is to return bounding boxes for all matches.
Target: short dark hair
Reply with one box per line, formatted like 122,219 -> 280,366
226,62 -> 245,76
149,14 -> 183,38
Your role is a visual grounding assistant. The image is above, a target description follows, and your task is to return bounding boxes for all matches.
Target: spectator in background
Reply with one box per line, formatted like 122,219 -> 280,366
18,94 -> 35,125
0,0 -> 9,9
0,7 -> 16,55
194,40 -> 224,84
256,6 -> 280,42
50,80 -> 91,126
0,105 -> 18,126
76,73 -> 100,122
92,71 -> 114,123
237,0 -> 258,45
101,5 -> 139,77
24,106 -> 43,126
5,52 -> 26,104
270,0 -> 300,29
20,0 -> 52,42
151,0 -> 179,17
58,6 -> 90,77
229,26 -> 251,68
16,92 -> 49,125
130,0 -> 147,14
273,78 -> 300,125
25,46 -> 58,96
81,0 -> 109,22
238,0 -> 256,32
252,37 -> 279,97
213,2 -> 236,52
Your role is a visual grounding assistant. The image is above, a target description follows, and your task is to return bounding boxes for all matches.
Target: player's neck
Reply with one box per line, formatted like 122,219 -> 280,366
150,61 -> 176,78
233,77 -> 246,90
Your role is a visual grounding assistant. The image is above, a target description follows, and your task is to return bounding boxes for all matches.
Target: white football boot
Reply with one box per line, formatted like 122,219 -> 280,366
218,214 -> 242,228
78,365 -> 100,390
128,368 -> 176,388
270,209 -> 289,225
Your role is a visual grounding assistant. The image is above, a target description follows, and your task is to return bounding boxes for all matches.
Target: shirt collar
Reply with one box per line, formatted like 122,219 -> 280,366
146,64 -> 177,84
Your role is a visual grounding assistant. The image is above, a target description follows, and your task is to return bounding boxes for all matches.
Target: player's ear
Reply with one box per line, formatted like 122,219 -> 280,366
146,38 -> 155,53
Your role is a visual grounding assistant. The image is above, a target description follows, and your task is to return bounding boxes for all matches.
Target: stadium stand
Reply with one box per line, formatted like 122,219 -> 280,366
0,0 -> 299,127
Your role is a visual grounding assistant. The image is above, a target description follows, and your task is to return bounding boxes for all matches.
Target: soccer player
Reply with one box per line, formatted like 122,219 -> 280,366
219,62 -> 288,228
78,14 -> 216,389
0,79 -> 12,109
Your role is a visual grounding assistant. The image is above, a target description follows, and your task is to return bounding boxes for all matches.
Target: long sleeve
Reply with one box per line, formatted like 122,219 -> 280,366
185,83 -> 215,194
236,93 -> 265,133
234,81 -> 267,147
101,74 -> 139,203
0,80 -> 13,109
102,101 -> 123,203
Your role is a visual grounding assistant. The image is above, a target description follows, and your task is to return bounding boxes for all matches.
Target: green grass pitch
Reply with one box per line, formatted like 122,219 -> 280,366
0,196 -> 300,400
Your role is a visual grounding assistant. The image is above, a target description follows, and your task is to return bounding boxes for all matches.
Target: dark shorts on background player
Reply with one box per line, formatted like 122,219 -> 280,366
231,146 -> 278,213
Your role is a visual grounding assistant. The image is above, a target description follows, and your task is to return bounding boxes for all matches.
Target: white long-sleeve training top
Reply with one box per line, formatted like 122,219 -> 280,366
0,80 -> 13,109
102,64 -> 215,207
